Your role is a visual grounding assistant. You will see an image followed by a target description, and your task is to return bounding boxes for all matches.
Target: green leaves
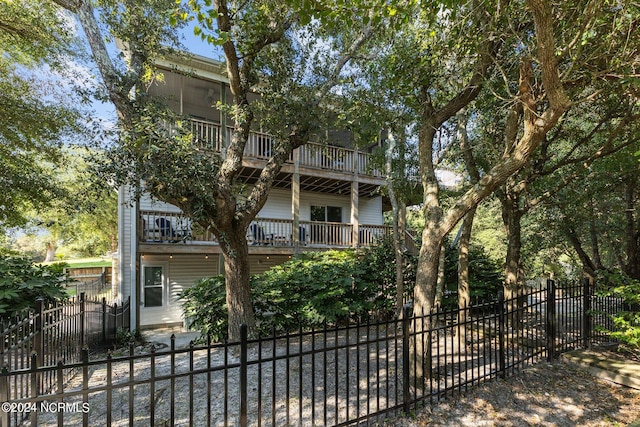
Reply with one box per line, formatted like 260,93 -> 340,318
179,275 -> 228,343
0,1 -> 88,231
0,255 -> 69,317
595,272 -> 640,349
180,243 -> 417,341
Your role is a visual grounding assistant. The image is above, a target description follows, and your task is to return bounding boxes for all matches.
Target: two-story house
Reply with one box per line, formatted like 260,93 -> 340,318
116,53 -> 390,330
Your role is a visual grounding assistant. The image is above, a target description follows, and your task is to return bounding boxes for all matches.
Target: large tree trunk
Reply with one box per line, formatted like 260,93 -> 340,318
218,225 -> 257,340
500,187 -> 524,300
434,244 -> 446,307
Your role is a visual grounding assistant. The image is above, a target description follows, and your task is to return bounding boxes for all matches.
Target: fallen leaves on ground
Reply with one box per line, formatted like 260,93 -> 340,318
389,355 -> 640,427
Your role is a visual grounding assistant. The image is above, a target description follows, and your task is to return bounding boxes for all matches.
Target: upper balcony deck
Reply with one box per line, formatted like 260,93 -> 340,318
189,118 -> 384,182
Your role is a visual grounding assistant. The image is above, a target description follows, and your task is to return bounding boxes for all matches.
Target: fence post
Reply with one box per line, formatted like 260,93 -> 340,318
240,324 -> 248,427
546,279 -> 556,361
498,291 -> 506,378
30,352 -> 38,425
102,297 -> 107,344
80,293 -> 86,349
402,304 -> 411,414
582,277 -> 592,349
82,347 -> 89,426
112,303 -> 118,342
34,299 -> 44,369
0,366 -> 9,427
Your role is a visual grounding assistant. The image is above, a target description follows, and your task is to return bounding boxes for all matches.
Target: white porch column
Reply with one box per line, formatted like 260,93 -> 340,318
292,148 -> 301,254
130,195 -> 139,329
351,180 -> 359,248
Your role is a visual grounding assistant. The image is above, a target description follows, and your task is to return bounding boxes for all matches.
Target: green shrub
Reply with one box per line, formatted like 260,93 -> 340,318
441,242 -> 503,308
357,236 -> 416,317
180,275 -> 228,343
0,255 -> 69,317
115,328 -> 145,347
596,271 -> 640,349
252,250 -> 374,334
180,245 -> 419,341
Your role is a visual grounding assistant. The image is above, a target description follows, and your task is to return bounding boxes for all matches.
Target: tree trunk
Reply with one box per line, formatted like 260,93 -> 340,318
44,241 -> 56,262
500,188 -> 524,300
457,110 -> 479,319
218,225 -> 257,340
434,244 -> 446,307
565,224 -> 597,281
588,201 -> 604,271
458,207 -> 476,315
385,131 -> 405,317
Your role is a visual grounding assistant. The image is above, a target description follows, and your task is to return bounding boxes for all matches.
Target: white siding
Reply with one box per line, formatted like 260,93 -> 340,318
256,188 -> 292,219
119,186 -> 135,299
359,196 -> 383,225
139,195 -> 182,213
140,254 -> 220,327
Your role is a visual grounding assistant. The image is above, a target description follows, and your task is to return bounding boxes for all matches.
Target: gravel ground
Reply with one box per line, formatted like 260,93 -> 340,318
28,334 -> 640,427
387,352 -> 640,427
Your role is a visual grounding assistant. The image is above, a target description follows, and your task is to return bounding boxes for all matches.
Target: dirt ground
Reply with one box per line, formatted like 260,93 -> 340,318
388,349 -> 640,427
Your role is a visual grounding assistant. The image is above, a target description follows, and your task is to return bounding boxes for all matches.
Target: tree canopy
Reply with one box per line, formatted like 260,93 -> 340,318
0,1 -> 90,231
17,0 -> 637,344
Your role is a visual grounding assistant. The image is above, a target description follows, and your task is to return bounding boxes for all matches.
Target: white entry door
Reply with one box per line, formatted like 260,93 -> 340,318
140,263 -> 168,326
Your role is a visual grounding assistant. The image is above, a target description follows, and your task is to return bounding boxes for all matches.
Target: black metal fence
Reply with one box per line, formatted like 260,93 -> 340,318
70,275 -> 112,302
0,280 -> 624,427
0,294 -> 130,426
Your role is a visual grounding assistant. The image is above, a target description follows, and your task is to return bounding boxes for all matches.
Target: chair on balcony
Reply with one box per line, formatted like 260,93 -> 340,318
250,223 -> 274,245
156,217 -> 187,243
299,226 -> 307,245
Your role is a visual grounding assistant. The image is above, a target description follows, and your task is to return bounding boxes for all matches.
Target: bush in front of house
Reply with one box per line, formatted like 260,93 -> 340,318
180,275 -> 229,343
0,254 -> 69,317
180,245 -> 418,341
356,235 -> 417,317
252,250 -> 376,334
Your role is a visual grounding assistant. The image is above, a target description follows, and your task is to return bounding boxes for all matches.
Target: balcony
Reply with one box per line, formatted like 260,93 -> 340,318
189,118 -> 383,178
139,210 -> 391,249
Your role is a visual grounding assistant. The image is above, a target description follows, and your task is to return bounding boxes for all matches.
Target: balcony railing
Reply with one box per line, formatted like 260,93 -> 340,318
139,211 -> 390,248
189,119 -> 383,177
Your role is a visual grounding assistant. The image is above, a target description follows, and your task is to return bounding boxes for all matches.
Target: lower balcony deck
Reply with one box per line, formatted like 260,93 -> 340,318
139,210 -> 390,254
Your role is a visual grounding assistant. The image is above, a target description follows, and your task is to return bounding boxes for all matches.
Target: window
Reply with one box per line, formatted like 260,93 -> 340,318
310,205 -> 343,244
143,266 -> 164,307
311,205 -> 342,223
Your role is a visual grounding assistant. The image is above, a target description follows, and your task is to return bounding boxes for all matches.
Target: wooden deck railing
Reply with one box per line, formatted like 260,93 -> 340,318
188,119 -> 383,177
299,220 -> 353,247
359,224 -> 390,246
139,211 -> 389,248
191,118 -> 222,151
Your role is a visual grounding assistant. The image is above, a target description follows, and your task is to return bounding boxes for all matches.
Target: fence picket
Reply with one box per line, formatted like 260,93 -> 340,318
0,282 -> 627,427
546,279 -> 557,361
